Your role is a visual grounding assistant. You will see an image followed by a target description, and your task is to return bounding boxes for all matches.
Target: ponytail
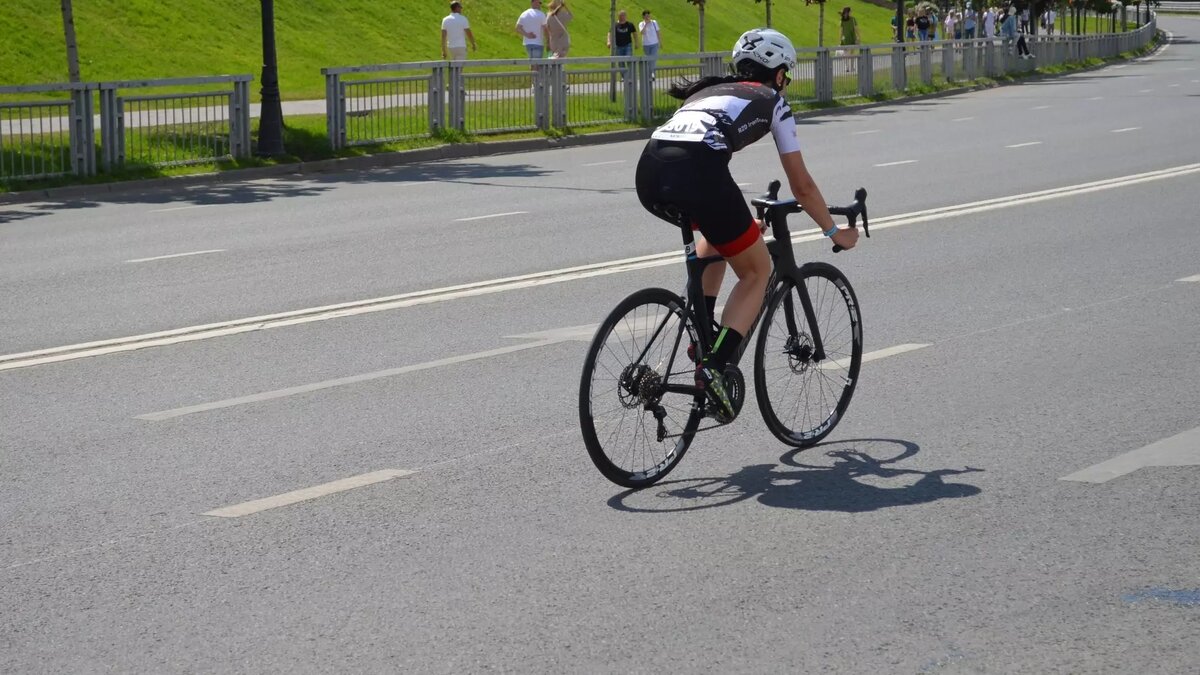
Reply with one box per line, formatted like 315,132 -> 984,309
667,60 -> 783,100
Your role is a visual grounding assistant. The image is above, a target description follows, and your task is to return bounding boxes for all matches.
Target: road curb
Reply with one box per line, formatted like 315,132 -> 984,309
0,39 -> 1163,205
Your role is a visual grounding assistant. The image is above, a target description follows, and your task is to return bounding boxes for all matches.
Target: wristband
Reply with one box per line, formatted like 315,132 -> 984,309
823,226 -> 838,238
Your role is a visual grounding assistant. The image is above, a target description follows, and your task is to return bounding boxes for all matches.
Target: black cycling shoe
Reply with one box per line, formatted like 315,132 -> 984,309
695,364 -> 735,423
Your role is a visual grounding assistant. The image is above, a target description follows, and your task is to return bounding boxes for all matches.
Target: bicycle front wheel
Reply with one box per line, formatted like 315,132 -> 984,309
579,288 -> 704,488
754,262 -> 863,447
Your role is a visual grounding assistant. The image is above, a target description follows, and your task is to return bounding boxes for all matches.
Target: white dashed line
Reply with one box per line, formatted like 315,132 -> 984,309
202,470 -> 417,517
952,117 -> 975,122
1138,89 -> 1153,93
1061,426 -> 1200,484
1031,105 -> 1052,110
852,129 -> 881,135
124,249 -> 226,264
819,343 -> 931,370
1168,84 -> 1181,88
1110,127 -> 1141,133
582,160 -> 626,166
150,204 -> 216,213
874,160 -> 918,167
1087,96 -> 1104,101
1006,142 -> 1043,148
454,211 -> 528,222
1177,274 -> 1200,283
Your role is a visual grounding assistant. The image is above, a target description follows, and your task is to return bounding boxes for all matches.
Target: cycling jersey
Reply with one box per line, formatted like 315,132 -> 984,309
650,81 -> 801,155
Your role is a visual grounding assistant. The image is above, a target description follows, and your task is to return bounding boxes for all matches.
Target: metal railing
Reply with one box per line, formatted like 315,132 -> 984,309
321,20 -> 1154,149
1,75 -> 252,182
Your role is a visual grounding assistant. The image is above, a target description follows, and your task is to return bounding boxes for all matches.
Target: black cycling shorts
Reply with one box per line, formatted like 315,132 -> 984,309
635,139 -> 759,257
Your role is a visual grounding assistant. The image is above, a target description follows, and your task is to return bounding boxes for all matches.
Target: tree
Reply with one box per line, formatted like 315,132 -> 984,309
61,0 -> 81,82
806,0 -> 829,47
687,0 -> 707,51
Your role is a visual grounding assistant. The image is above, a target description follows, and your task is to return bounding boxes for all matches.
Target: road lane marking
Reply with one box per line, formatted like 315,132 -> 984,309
202,469 -> 416,517
1087,96 -> 1104,101
583,160 -> 626,166
7,162 -> 1200,373
1031,105 -> 1052,110
819,343 -> 931,370
1138,89 -> 1153,93
150,204 -> 216,213
455,211 -> 528,222
1177,274 -> 1200,283
874,160 -> 918,167
1060,426 -> 1200,484
951,117 -> 975,122
1110,127 -> 1141,133
136,335 -> 581,420
852,129 -> 881,135
1006,142 -> 1042,148
124,249 -> 226,264
1168,84 -> 1181,88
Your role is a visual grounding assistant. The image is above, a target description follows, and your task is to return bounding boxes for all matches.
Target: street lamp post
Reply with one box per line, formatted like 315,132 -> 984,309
257,0 -> 285,157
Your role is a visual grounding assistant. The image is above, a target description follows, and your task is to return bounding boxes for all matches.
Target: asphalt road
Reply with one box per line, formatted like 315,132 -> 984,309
2,16 -> 1198,673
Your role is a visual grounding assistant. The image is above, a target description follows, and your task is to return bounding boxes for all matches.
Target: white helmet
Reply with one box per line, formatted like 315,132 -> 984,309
731,28 -> 797,73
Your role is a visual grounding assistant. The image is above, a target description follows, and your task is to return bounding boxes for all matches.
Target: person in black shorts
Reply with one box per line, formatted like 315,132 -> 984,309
635,27 -> 859,422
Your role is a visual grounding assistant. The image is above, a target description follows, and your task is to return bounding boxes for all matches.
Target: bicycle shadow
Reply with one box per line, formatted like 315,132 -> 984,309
607,438 -> 983,514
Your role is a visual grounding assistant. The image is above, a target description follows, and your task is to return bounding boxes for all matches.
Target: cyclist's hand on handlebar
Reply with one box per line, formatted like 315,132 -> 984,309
831,227 -> 859,251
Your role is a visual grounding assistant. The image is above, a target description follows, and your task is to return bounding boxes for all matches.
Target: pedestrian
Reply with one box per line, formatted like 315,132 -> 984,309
1042,7 -> 1056,35
944,11 -> 957,43
607,9 -> 638,57
906,13 -> 917,41
639,10 -> 662,58
964,10 -> 976,39
983,6 -> 997,39
545,0 -> 573,58
840,7 -> 860,54
1001,6 -> 1017,43
441,2 -> 477,61
514,0 -> 547,59
916,10 -> 931,42
1020,7 -> 1030,33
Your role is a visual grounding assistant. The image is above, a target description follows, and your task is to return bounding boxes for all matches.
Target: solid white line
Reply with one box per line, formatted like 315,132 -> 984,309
874,160 -> 918,167
137,339 -> 561,420
1006,141 -> 1042,148
150,204 -> 216,213
124,249 -> 226,264
202,469 -> 416,517
454,211 -> 528,222
6,162 -> 1200,373
582,160 -> 626,166
1060,427 -> 1200,484
820,343 -> 931,370
1177,274 -> 1200,283
852,129 -> 881,135
951,117 -> 975,122
1110,127 -> 1141,133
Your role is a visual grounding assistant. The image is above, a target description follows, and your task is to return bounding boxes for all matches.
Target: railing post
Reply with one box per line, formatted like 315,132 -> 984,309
533,61 -> 549,131
965,41 -> 978,80
984,40 -> 997,77
622,56 -> 638,122
919,44 -> 933,85
229,77 -> 251,158
857,47 -> 873,97
448,62 -> 466,132
552,61 -> 567,129
942,42 -> 954,82
98,83 -> 119,171
68,84 -> 95,176
701,54 -> 723,78
428,64 -> 445,135
324,70 -> 343,151
816,48 -> 833,102
891,45 -> 907,91
638,57 -> 654,122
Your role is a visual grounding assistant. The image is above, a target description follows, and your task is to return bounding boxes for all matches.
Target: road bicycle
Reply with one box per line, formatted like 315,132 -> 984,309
579,181 -> 870,488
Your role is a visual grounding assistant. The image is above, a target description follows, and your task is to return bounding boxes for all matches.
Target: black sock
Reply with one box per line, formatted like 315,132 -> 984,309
705,326 -> 743,371
704,295 -> 718,325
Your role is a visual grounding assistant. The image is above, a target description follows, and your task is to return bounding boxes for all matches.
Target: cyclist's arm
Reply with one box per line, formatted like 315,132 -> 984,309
779,151 -> 835,234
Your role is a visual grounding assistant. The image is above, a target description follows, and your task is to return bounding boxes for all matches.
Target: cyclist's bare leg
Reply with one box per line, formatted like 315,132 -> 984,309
719,237 -> 771,336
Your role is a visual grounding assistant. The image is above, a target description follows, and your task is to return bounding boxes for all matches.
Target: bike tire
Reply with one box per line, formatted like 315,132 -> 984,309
579,287 -> 705,488
753,262 -> 863,447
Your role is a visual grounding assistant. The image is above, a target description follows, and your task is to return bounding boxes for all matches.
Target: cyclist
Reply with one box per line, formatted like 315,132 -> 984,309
635,27 -> 859,422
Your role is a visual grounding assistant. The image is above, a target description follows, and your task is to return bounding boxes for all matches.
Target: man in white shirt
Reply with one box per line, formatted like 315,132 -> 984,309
1043,8 -> 1056,35
441,2 -> 476,61
514,0 -> 547,59
638,10 -> 662,57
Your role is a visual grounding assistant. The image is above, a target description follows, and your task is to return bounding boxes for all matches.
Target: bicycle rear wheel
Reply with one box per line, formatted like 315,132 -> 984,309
579,288 -> 704,488
753,262 -> 863,447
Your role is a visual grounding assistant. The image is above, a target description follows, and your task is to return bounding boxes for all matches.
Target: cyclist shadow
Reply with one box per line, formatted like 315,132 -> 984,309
607,438 -> 983,514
